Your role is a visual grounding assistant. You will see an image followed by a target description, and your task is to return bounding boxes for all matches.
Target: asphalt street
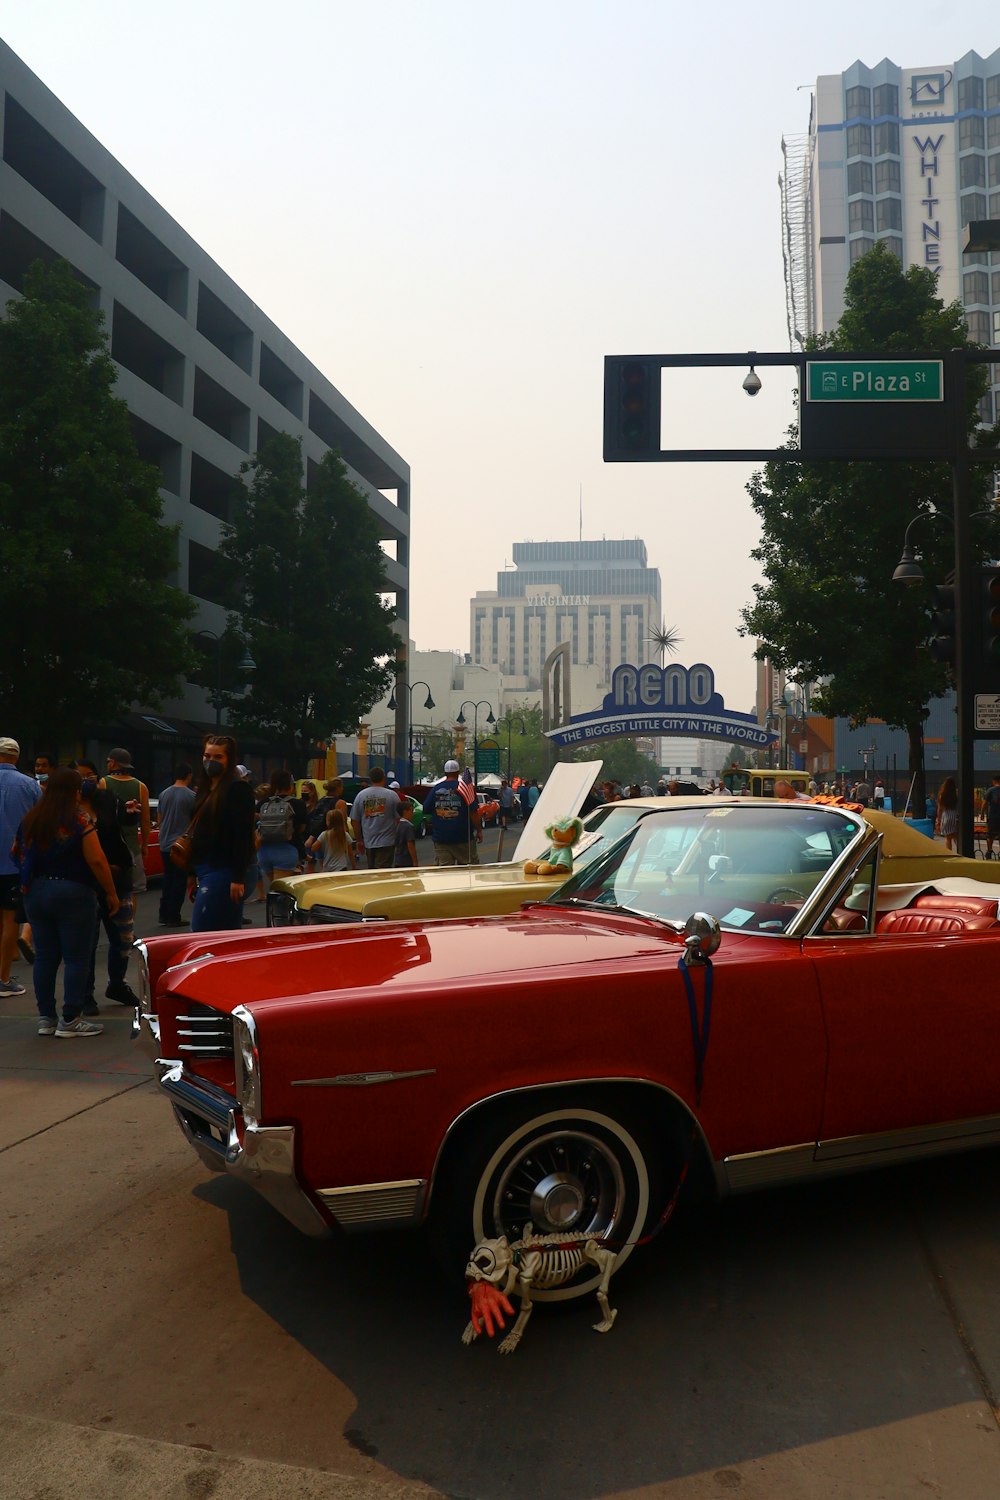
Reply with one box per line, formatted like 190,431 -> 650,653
1,852 -> 999,1499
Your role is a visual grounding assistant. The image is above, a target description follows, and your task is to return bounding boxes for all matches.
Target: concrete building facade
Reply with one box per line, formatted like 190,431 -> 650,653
783,47 -> 1000,425
471,540 -> 662,693
0,39 -> 409,738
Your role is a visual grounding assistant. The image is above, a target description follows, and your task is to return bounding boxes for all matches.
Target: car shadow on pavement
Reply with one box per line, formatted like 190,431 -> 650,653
193,1149 -> 1000,1499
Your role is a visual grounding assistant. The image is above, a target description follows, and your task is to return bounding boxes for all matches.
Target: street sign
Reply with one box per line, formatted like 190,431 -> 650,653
974,694 -> 1000,731
476,743 -> 501,775
805,360 -> 944,403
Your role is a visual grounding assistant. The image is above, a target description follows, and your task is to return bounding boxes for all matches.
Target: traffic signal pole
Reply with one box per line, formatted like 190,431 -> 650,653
949,351 -> 976,858
603,349 -> 1000,858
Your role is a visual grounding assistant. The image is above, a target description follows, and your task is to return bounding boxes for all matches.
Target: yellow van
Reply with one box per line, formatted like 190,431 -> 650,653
727,769 -> 812,799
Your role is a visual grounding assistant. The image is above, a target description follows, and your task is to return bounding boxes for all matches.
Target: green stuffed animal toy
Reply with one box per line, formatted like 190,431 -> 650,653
523,815 -> 585,876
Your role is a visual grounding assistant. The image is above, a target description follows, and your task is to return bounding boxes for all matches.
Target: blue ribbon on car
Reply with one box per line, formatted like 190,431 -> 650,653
678,955 -> 713,1107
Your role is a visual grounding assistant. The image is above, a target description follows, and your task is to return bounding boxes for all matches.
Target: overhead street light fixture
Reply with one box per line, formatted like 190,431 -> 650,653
962,220 -> 1000,254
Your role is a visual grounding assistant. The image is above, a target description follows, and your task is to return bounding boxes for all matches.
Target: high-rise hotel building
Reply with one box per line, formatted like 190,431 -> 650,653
782,48 -> 1000,425
471,539 -> 662,694
0,40 -> 409,738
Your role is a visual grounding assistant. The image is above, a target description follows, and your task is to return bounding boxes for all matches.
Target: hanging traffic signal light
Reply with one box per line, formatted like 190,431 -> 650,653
975,568 -> 1000,689
604,356 -> 661,461
928,583 -> 956,667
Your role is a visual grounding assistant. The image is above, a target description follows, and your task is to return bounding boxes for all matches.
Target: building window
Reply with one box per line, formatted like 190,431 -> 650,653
845,85 -> 871,118
873,121 -> 899,156
961,154 -> 986,189
964,271 -> 990,304
989,154 -> 1000,189
958,76 -> 985,112
988,74 -> 1000,109
875,159 -> 900,193
873,82 -> 899,116
992,270 -> 1000,304
846,124 -> 872,157
847,161 -> 872,195
879,235 -> 903,261
849,237 -> 874,263
960,116 -> 985,150
990,116 -> 1000,149
848,199 -> 874,232
876,198 -> 901,231
965,309 -> 990,343
991,191 -> 1000,219
187,540 -> 236,608
961,193 -> 988,227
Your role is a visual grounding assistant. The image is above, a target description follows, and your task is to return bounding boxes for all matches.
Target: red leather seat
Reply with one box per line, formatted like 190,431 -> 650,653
912,893 -> 999,919
877,909 -> 997,935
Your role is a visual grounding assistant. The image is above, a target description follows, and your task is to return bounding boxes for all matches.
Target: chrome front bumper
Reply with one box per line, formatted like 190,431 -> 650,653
157,1061 -> 331,1239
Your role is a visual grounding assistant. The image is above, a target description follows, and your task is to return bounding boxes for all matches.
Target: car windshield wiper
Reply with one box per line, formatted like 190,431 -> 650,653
550,896 -> 681,931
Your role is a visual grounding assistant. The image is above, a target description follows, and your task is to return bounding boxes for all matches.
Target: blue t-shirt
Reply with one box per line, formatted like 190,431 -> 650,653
0,764 -> 42,877
423,780 -> 473,844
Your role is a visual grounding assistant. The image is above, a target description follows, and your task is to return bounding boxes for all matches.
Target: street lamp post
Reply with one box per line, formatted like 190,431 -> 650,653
194,630 -> 256,729
497,714 -> 526,781
456,699 -> 496,784
388,680 -> 435,784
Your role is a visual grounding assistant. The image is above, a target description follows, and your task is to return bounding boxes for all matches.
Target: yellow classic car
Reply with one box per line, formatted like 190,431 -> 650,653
266,773 -> 996,927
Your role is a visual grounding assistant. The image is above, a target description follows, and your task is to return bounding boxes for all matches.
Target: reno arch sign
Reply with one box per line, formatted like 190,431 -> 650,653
544,662 -> 777,750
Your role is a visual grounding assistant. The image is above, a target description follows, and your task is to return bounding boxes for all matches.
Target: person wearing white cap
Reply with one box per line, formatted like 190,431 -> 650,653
422,760 -> 482,866
0,737 -> 41,997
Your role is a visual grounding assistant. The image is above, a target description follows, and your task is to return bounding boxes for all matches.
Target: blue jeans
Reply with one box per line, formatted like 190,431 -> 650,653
87,893 -> 135,996
191,866 -> 245,932
158,860 -> 188,923
24,877 -> 98,1022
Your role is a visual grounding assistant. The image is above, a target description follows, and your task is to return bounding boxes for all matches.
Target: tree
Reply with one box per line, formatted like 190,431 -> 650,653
0,260 -> 194,748
220,433 -> 398,763
740,244 -> 1000,812
573,737 -> 658,788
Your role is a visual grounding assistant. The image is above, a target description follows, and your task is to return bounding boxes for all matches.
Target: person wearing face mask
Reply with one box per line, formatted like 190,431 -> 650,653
34,753 -> 55,785
188,735 -> 256,932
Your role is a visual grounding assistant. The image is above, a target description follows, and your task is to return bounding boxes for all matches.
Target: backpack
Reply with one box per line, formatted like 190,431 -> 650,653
308,796 -> 335,841
257,795 -> 295,844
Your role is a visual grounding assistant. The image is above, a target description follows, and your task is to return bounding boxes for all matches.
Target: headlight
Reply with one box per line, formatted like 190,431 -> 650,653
266,891 -> 296,927
232,1006 -> 262,1123
134,940 -> 151,1011
308,905 -> 364,925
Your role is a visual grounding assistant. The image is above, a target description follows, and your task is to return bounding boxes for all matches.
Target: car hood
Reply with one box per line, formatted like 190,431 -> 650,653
159,904 -> 702,1012
273,860 -> 566,916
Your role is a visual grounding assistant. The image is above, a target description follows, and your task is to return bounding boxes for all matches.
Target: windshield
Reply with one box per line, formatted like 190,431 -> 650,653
546,804 -> 864,935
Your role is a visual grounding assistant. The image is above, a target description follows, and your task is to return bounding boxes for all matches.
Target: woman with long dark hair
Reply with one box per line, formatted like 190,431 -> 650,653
14,767 -> 119,1037
189,734 -> 256,932
936,776 -> 959,852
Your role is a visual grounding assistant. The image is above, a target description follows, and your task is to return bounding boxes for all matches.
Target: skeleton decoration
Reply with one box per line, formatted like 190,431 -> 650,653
462,1225 -> 620,1354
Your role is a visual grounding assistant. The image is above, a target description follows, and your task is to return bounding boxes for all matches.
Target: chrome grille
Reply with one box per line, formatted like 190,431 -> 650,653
176,1002 -> 233,1058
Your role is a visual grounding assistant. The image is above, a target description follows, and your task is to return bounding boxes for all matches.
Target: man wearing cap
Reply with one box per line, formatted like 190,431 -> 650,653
350,767 -> 401,869
102,749 -> 151,893
0,737 -> 41,997
423,760 -> 482,866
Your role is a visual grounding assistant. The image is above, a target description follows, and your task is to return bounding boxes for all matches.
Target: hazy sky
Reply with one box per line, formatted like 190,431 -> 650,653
2,1 -> 988,711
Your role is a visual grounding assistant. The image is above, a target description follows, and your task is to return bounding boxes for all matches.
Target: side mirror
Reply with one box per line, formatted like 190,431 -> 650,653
681,911 -> 722,965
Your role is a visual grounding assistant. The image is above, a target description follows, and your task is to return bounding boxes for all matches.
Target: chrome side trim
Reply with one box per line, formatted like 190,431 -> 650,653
316,1179 -> 427,1230
723,1112 -> 1000,1193
157,1063 -> 331,1238
291,1069 -> 436,1088
816,1112 -> 1000,1162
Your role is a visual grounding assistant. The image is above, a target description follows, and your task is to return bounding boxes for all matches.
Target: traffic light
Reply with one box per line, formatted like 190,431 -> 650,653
603,356 -> 661,461
928,583 -> 956,667
975,568 -> 1000,689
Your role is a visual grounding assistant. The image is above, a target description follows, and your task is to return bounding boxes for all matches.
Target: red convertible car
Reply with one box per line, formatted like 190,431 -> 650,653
138,799 -> 1000,1303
